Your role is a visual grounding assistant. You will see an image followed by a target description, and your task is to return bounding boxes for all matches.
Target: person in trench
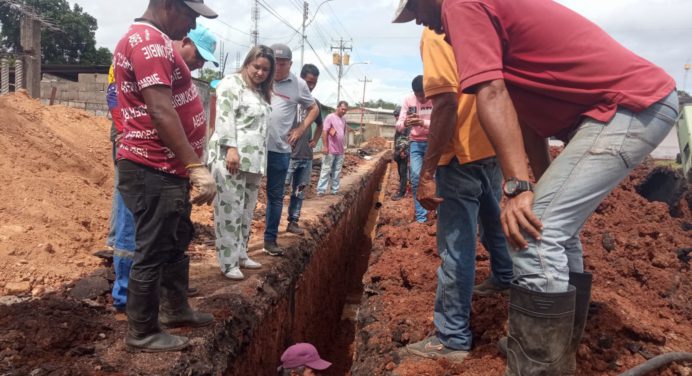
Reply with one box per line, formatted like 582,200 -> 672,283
393,0 -> 678,374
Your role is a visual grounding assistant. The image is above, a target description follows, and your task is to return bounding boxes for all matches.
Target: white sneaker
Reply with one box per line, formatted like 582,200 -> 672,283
240,257 -> 262,269
224,267 -> 244,280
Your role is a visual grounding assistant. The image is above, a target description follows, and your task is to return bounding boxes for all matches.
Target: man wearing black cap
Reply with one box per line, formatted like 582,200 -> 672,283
113,0 -> 218,353
263,44 -> 319,256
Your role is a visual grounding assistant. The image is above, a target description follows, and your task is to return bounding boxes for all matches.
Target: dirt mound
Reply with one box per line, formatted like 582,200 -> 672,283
353,159 -> 691,375
0,92 -> 112,297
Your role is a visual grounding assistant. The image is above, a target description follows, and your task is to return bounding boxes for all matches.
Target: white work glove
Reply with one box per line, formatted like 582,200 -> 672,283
187,165 -> 216,205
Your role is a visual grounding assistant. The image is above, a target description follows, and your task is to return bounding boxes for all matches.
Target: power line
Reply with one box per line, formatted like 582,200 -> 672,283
214,17 -> 252,36
257,0 -> 301,34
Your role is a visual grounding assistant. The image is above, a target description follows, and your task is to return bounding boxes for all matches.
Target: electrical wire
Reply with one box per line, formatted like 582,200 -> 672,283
257,0 -> 301,34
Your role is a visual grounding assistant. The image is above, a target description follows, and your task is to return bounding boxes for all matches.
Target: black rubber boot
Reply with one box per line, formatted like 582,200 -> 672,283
159,256 -> 214,328
124,276 -> 189,353
561,272 -> 592,374
505,282 -> 576,376
498,272 -> 592,367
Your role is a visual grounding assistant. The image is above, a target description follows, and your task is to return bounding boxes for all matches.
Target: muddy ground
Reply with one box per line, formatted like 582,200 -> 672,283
352,158 -> 691,375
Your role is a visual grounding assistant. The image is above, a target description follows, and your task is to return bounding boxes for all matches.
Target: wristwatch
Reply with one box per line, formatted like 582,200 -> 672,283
503,178 -> 533,198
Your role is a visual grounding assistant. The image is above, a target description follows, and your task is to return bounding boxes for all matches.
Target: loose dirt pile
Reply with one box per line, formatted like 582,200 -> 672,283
353,159 -> 691,375
0,92 -> 113,297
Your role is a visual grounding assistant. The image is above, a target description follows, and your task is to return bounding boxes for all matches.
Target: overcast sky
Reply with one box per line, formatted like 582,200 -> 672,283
72,0 -> 692,107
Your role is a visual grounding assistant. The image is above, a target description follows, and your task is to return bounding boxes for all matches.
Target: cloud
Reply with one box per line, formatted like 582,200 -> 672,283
73,0 -> 692,105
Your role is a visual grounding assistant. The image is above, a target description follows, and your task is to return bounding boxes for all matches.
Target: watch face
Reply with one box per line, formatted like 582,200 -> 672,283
504,179 -> 518,195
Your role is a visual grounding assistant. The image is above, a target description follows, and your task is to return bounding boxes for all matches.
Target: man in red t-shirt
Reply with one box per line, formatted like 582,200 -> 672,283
393,0 -> 679,373
113,0 -> 218,353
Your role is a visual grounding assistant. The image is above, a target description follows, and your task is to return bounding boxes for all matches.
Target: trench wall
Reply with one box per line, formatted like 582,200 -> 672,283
171,153 -> 388,375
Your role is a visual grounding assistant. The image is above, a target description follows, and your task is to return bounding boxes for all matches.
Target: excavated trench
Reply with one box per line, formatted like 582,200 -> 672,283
176,152 -> 391,376
0,152 -> 390,376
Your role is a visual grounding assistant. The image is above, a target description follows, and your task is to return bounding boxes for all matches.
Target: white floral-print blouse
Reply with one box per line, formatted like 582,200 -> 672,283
207,73 -> 271,175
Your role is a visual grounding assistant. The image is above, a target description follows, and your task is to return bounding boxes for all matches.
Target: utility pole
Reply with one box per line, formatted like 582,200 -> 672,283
331,38 -> 352,105
251,0 -> 259,46
300,1 -> 309,68
358,76 -> 372,145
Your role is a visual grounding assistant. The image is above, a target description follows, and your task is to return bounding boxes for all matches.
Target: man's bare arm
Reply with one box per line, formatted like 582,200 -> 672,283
417,92 -> 457,210
141,85 -> 201,166
288,102 -> 319,145
476,79 -> 542,249
521,124 -> 550,181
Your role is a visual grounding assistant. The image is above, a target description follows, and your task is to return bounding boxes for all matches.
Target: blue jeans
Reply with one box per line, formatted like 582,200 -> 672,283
112,192 -> 135,309
409,141 -> 428,222
317,154 -> 344,194
434,157 -> 513,350
107,141 -> 118,247
513,91 -> 678,293
265,151 -> 291,242
287,159 -> 312,223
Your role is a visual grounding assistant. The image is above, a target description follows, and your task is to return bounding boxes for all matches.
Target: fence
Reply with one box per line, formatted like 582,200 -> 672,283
0,55 -> 25,95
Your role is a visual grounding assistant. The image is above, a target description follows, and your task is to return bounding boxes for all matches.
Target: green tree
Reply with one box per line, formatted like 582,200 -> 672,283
0,0 -> 111,65
197,67 -> 221,83
358,99 -> 398,110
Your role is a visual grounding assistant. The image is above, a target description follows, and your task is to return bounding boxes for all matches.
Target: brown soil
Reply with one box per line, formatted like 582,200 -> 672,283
0,92 -> 113,297
353,159 -> 691,375
1,92 -> 689,375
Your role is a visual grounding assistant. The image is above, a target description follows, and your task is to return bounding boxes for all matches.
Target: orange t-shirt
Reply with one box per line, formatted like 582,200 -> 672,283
420,28 -> 495,166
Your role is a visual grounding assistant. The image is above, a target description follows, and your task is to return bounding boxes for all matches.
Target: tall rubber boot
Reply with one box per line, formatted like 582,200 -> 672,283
124,276 -> 189,352
159,256 -> 214,328
498,272 -> 592,367
560,272 -> 592,374
505,282 -> 576,376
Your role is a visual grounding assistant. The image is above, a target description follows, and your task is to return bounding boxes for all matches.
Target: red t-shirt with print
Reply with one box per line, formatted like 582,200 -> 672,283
441,0 -> 675,139
113,22 -> 206,177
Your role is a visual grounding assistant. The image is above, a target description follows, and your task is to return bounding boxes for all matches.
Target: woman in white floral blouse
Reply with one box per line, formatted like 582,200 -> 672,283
207,45 -> 275,280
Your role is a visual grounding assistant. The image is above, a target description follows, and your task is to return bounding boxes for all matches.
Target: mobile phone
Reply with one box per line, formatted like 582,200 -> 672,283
407,107 -> 417,115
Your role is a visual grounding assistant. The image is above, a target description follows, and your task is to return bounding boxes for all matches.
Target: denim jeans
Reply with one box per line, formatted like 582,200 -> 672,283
513,91 -> 678,293
409,141 -> 428,222
117,160 -> 193,281
394,155 -> 408,196
287,159 -> 312,223
265,151 -> 291,242
112,192 -> 136,309
433,157 -> 514,350
317,154 -> 344,194
107,141 -> 118,247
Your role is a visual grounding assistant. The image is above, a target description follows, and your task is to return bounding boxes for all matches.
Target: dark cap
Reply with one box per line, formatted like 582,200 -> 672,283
182,0 -> 218,19
270,43 -> 292,60
392,0 -> 415,23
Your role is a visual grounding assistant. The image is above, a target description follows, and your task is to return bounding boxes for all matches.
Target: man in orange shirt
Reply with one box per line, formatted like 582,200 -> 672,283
405,28 -> 513,361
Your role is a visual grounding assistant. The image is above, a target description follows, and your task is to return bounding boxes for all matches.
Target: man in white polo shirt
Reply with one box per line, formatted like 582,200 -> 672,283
263,44 -> 319,256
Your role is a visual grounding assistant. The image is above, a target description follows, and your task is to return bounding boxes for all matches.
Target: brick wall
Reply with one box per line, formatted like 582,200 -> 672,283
40,73 -> 211,119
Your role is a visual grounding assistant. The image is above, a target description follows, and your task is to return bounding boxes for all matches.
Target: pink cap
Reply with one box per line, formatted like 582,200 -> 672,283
280,343 -> 332,370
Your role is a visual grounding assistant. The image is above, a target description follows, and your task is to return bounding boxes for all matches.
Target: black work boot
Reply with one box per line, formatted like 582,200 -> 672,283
159,257 -> 214,328
286,221 -> 305,235
124,276 -> 189,352
505,282 -> 576,376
